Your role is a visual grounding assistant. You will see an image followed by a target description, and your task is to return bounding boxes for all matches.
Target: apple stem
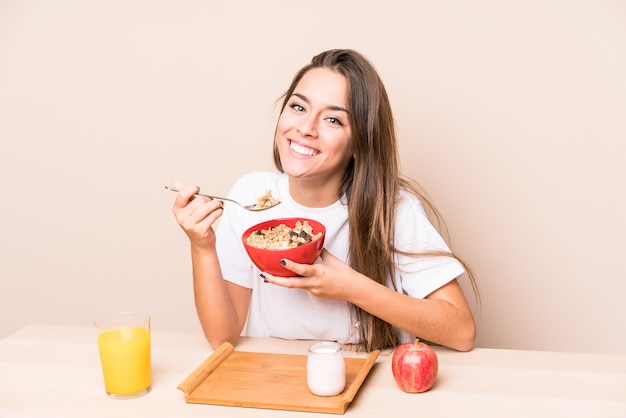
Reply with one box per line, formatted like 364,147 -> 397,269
414,338 -> 420,348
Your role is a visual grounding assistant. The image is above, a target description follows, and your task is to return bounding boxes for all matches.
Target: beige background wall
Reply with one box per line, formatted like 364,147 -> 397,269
1,0 -> 624,353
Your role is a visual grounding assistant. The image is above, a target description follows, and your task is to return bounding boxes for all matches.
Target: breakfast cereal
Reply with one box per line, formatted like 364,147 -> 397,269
246,220 -> 322,249
254,190 -> 280,209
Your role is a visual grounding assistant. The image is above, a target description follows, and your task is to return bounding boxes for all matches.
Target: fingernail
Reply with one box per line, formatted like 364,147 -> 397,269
279,259 -> 286,266
260,273 -> 267,283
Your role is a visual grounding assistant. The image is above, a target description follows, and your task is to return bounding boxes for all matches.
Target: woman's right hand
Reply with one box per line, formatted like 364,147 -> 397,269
171,180 -> 224,250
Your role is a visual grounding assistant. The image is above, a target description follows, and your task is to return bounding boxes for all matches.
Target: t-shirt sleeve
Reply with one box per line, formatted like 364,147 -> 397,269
214,176 -> 261,289
215,210 -> 255,289
393,194 -> 465,299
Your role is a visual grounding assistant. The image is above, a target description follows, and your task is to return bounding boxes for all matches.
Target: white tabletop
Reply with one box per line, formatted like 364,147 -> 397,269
1,324 -> 625,417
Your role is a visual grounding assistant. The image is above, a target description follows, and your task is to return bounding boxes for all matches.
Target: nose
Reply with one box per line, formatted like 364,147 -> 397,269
296,114 -> 318,137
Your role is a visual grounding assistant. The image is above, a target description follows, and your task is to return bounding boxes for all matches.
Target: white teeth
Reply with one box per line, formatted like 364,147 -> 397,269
290,141 -> 318,156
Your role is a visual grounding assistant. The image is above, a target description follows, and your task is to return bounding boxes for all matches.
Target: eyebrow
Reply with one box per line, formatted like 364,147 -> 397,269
291,93 -> 350,114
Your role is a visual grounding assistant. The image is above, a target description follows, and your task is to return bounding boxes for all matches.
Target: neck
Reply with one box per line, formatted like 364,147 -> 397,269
288,176 -> 341,208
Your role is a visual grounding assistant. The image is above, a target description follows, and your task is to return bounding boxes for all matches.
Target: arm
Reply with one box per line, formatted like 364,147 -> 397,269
190,245 -> 251,348
263,250 -> 476,351
348,274 -> 475,351
171,182 -> 251,348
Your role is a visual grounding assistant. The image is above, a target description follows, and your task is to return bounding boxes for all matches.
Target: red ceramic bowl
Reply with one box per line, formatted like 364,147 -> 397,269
242,217 -> 326,277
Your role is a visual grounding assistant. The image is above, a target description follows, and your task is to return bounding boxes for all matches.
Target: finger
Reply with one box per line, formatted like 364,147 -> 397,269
280,258 -> 325,281
172,184 -> 202,216
278,258 -> 307,276
177,184 -> 201,203
179,199 -> 223,228
261,271 -> 305,288
188,206 -> 224,238
170,180 -> 199,199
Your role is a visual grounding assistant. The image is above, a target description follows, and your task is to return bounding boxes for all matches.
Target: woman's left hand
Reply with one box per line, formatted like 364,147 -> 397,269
261,249 -> 358,300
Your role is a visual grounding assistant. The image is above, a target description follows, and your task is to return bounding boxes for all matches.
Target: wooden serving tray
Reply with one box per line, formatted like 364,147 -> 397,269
178,342 -> 380,414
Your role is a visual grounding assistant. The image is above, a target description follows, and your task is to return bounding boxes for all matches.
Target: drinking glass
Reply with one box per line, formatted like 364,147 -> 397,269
94,312 -> 152,399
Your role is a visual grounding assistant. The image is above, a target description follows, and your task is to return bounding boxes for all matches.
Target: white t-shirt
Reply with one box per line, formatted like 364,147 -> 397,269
215,171 -> 464,344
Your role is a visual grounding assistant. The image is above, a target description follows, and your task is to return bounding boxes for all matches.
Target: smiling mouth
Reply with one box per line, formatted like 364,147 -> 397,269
289,140 -> 319,157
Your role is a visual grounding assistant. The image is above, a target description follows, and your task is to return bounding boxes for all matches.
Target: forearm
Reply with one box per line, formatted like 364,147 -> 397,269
190,245 -> 247,348
349,275 -> 476,351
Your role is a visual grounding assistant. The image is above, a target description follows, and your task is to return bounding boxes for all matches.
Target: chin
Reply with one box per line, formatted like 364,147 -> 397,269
282,166 -> 310,179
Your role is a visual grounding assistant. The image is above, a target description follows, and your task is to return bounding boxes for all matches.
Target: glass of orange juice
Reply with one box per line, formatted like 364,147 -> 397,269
94,312 -> 151,399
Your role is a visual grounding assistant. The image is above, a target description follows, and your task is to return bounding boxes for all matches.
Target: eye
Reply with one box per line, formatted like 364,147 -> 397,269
326,116 -> 345,127
289,103 -> 305,112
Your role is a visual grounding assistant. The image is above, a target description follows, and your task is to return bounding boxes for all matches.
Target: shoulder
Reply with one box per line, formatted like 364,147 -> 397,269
392,187 -> 451,250
395,188 -> 427,220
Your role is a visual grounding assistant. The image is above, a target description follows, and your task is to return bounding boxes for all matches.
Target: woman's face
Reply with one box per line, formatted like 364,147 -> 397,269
275,67 -> 353,184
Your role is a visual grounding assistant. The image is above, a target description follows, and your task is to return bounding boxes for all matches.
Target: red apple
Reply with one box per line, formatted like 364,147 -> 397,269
391,338 -> 438,393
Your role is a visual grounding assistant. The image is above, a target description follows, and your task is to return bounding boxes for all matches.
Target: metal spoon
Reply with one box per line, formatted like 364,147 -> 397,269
342,321 -> 361,345
164,186 -> 281,212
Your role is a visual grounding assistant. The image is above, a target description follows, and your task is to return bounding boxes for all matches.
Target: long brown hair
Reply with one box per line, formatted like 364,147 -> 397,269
273,49 -> 479,351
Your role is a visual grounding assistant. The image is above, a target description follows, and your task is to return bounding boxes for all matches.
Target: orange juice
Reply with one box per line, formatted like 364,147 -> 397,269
97,327 -> 151,396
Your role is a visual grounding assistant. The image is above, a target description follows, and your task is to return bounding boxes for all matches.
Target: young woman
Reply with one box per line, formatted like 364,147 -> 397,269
171,49 -> 478,352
